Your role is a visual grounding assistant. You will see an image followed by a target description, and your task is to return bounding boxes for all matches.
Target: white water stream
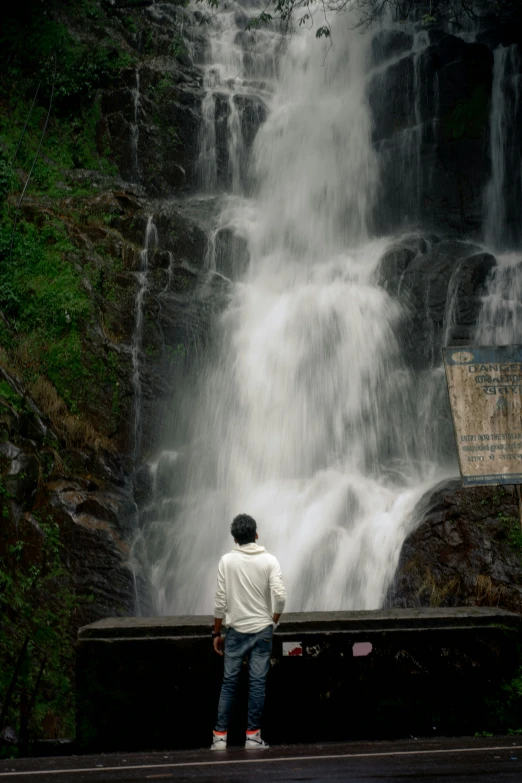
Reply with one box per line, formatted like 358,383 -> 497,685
130,68 -> 141,183
132,215 -> 157,460
483,45 -> 521,251
479,44 -> 522,346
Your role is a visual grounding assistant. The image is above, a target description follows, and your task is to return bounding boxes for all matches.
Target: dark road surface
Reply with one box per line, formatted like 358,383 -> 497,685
1,738 -> 521,783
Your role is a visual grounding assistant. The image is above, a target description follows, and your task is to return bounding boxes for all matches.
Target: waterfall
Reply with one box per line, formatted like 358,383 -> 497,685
227,95 -> 245,193
130,69 -> 141,183
195,5 -> 279,192
443,260 -> 465,347
409,30 -> 430,218
475,253 -> 522,346
195,10 -> 244,192
132,215 -> 157,459
483,45 -> 521,251
197,89 -> 218,191
139,7 -> 451,615
478,44 -> 522,347
370,27 -> 437,231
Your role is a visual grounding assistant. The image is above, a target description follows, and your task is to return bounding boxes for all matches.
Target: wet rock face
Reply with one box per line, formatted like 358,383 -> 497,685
377,235 -> 496,370
388,481 -> 522,614
100,60 -> 202,197
371,29 -> 413,66
96,3 -> 267,200
369,29 -> 494,235
0,378 -> 137,624
212,92 -> 267,191
45,178 -> 221,464
92,0 -> 208,197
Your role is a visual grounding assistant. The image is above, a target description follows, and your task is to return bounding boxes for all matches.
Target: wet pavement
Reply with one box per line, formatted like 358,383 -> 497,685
1,737 -> 521,782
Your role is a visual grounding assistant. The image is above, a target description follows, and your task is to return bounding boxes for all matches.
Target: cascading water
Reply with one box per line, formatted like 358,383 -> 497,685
370,25 -> 442,232
138,6 -> 452,615
195,5 -> 278,193
475,254 -> 522,346
479,44 -> 522,347
197,87 -> 218,191
130,69 -> 141,183
483,45 -> 521,251
132,215 -> 157,459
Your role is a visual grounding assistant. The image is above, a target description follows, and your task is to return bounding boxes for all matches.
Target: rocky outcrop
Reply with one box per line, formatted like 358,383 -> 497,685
369,22 -> 521,237
388,481 -> 522,614
0,367 -> 137,626
377,234 -> 496,369
100,57 -> 203,196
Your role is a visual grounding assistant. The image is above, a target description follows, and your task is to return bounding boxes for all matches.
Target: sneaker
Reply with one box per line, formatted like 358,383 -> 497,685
210,731 -> 228,751
245,729 -> 269,750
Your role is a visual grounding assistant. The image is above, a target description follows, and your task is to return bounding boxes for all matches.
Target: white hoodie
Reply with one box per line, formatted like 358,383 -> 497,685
214,543 -> 287,634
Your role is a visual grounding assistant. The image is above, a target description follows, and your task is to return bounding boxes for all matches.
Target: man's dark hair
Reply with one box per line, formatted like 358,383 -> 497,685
231,514 -> 257,545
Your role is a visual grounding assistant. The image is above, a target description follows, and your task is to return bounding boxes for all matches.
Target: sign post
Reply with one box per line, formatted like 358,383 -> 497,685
443,345 -> 522,524
443,345 -> 522,486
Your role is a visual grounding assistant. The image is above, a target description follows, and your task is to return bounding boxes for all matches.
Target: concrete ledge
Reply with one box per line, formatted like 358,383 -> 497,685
76,608 -> 522,752
78,607 -> 521,639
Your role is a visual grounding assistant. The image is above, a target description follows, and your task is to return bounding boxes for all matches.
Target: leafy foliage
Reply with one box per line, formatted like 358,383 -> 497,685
0,152 -> 14,205
1,5 -> 132,113
497,511 -> 522,553
197,0 -> 519,37
0,381 -> 23,410
485,653 -> 522,735
0,214 -> 93,410
0,504 -> 77,750
0,0 -> 129,426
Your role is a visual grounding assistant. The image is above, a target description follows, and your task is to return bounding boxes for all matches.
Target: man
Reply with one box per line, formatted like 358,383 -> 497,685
211,513 -> 286,751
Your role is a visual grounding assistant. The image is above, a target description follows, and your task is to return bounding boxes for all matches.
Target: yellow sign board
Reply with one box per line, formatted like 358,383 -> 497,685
443,346 -> 522,486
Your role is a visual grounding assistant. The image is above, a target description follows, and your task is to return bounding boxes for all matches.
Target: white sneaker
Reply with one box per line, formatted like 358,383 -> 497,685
245,730 -> 269,750
210,731 -> 227,751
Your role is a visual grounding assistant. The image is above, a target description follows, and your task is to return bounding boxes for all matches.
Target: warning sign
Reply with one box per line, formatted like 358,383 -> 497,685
443,345 -> 522,486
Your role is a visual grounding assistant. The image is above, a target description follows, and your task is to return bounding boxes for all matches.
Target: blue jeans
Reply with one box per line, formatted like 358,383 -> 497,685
215,625 -> 273,732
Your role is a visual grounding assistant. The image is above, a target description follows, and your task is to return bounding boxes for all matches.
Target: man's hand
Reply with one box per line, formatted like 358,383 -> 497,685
273,613 -> 281,628
212,618 -> 224,655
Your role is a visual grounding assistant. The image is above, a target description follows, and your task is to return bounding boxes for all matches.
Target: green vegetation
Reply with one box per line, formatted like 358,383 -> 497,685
487,654 -> 522,735
1,4 -> 133,109
0,212 -> 99,415
497,511 -> 522,553
0,0 -> 134,438
0,380 -> 23,411
0,11 -> 130,748
166,343 -> 187,364
0,8 -> 129,187
0,508 -> 77,753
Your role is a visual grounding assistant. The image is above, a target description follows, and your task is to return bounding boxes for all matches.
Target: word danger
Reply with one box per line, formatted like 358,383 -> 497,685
468,364 -> 522,395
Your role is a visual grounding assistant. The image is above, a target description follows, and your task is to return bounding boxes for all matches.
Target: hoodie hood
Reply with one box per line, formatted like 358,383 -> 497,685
233,543 -> 266,555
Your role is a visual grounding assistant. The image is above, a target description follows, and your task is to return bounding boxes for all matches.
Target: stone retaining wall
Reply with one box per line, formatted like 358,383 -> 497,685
76,608 -> 522,751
